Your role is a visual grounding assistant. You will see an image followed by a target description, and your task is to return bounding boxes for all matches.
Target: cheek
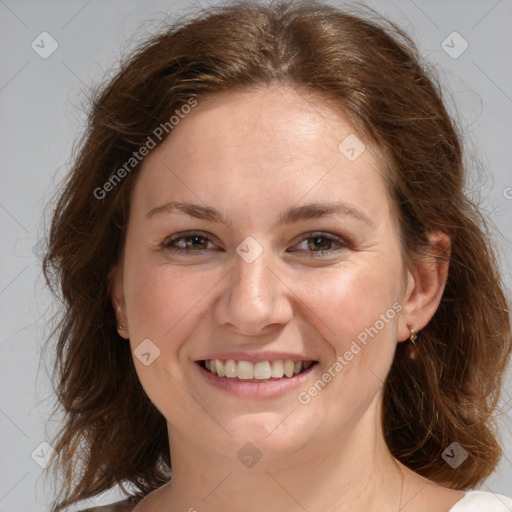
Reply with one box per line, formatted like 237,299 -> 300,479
123,250 -> 225,357
291,260 -> 403,430
122,259 -> 224,418
295,258 -> 402,361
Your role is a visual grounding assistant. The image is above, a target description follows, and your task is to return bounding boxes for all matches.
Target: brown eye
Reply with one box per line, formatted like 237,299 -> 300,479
162,232 -> 215,253
308,236 -> 333,251
291,232 -> 349,256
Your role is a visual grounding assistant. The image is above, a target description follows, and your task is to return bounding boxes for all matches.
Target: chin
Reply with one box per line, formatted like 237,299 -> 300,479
215,411 -> 315,464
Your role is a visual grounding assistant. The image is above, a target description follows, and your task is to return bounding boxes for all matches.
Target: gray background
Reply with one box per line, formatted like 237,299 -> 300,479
0,0 -> 511,510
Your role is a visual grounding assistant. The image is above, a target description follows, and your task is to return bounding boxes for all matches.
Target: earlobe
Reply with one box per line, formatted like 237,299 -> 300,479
397,231 -> 451,342
108,266 -> 129,339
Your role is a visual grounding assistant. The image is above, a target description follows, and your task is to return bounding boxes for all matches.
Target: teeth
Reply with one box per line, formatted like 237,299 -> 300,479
254,361 -> 271,379
237,361 -> 254,380
215,359 -> 225,377
225,359 -> 236,378
284,360 -> 295,378
271,360 -> 284,378
203,359 -> 314,379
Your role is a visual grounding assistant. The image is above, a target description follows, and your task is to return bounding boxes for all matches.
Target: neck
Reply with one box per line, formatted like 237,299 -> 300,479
157,402 -> 404,512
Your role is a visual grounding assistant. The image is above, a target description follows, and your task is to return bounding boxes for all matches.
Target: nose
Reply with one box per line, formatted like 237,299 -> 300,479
213,247 -> 293,336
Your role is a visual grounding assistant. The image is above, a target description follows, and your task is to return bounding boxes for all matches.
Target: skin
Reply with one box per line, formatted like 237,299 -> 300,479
112,85 -> 463,512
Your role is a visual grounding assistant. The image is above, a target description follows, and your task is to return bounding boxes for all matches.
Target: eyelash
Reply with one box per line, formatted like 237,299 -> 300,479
161,231 -> 350,257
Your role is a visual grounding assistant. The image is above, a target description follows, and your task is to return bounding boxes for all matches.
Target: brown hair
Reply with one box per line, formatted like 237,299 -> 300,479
43,1 -> 511,509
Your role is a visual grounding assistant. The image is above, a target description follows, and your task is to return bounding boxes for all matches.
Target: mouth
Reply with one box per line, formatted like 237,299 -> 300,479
197,359 -> 318,381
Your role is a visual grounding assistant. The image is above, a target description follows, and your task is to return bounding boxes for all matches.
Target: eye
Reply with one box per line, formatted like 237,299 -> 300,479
161,231 -> 350,257
290,232 -> 350,256
162,231 -> 217,254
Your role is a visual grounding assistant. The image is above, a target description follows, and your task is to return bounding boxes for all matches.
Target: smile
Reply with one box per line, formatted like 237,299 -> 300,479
200,359 -> 316,380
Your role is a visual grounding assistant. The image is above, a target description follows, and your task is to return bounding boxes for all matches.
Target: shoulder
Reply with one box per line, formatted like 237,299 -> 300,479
79,498 -> 136,512
449,491 -> 512,511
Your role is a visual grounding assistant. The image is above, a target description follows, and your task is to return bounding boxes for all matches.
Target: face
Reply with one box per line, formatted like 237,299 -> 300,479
113,85 -> 414,466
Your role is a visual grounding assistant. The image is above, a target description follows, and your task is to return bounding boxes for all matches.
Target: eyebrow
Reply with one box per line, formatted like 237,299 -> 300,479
145,200 -> 375,229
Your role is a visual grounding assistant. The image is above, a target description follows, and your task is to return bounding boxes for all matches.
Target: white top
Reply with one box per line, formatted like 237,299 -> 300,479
449,491 -> 512,511
83,491 -> 512,511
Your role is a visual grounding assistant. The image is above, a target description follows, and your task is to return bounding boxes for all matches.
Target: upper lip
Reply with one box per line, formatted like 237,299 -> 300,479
195,351 -> 317,363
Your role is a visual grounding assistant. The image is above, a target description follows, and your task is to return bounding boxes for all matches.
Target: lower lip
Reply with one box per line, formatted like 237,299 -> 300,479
195,362 -> 318,397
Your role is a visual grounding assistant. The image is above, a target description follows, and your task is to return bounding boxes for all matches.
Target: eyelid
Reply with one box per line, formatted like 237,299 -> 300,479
161,230 -> 350,256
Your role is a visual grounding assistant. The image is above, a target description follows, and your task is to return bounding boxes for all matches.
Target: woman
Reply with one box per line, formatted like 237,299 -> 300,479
43,1 -> 512,511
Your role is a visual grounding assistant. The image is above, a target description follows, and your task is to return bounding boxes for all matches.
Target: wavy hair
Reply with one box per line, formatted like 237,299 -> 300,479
43,1 -> 511,509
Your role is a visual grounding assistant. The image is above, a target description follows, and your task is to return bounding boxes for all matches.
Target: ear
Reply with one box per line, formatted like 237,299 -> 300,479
108,264 -> 129,339
397,231 -> 451,342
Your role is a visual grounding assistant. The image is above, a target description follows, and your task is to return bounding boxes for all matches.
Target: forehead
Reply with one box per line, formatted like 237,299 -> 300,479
159,86 -> 366,165
130,85 -> 391,226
